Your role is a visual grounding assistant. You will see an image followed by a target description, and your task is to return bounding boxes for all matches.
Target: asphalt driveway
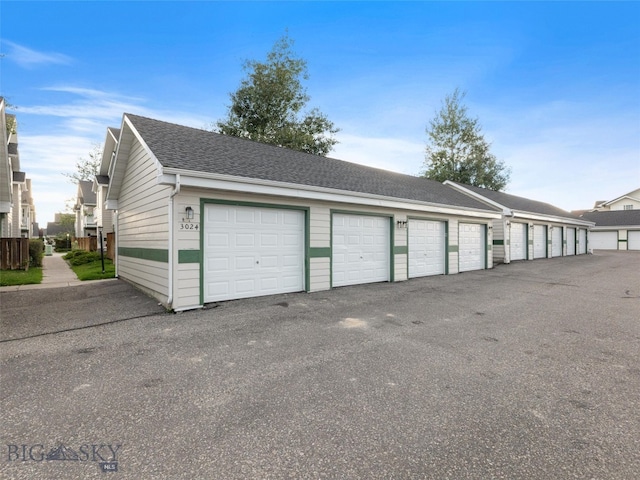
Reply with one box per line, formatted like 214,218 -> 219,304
1,251 -> 639,479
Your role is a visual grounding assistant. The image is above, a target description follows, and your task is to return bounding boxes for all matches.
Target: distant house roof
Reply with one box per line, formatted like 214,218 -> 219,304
445,181 -> 590,224
12,171 -> 26,182
46,221 -> 74,236
107,127 -> 121,139
599,188 -> 640,208
77,180 -> 96,205
122,114 -> 498,212
581,210 -> 640,227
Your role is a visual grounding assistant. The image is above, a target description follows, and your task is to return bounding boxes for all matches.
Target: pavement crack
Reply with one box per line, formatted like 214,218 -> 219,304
0,311 -> 170,344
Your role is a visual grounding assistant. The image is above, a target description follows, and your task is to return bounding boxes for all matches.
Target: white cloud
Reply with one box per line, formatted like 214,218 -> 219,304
2,40 -> 73,68
18,134 -> 98,224
332,133 -> 424,175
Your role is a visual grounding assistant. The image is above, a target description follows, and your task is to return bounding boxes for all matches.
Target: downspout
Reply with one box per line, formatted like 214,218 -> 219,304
114,211 -> 119,278
167,174 -> 181,309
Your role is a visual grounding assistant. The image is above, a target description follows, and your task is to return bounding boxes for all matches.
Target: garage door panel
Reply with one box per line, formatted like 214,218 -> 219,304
459,223 -> 485,272
204,204 -> 304,302
332,214 -> 389,287
533,225 -> 547,259
628,231 -> 640,250
578,229 -> 587,254
590,231 -> 617,250
408,219 -> 445,278
510,223 -> 527,261
235,210 -> 255,224
235,256 -> 256,270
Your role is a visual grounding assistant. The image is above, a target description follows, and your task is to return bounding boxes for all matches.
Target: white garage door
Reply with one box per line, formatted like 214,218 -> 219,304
533,224 -> 547,259
551,227 -> 563,257
510,222 -> 527,261
333,214 -> 389,287
459,223 -> 485,272
578,229 -> 587,254
566,228 -> 576,256
408,219 -> 446,278
203,204 -> 304,302
589,231 -> 618,250
628,231 -> 640,250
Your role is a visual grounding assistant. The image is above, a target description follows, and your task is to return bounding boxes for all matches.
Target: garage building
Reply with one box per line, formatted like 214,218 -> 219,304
580,210 -> 640,251
444,182 -> 594,264
103,114 -> 501,311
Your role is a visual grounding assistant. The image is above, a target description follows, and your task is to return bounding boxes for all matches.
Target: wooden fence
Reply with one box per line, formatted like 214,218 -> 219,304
0,237 -> 30,270
77,234 -> 115,260
76,236 -> 98,252
106,232 -> 115,260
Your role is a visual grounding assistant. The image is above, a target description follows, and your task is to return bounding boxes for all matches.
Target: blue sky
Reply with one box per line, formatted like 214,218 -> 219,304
2,1 -> 639,225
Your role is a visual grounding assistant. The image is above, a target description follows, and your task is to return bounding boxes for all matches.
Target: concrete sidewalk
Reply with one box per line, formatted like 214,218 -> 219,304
0,251 -> 115,292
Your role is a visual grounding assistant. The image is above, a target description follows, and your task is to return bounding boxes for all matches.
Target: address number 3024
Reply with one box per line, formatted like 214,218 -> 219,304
179,223 -> 199,230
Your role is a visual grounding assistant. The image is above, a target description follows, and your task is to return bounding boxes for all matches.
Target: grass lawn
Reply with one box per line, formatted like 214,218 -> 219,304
0,268 -> 43,286
68,257 -> 116,281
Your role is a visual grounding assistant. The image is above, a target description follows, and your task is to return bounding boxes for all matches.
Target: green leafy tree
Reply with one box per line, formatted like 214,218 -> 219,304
422,89 -> 510,191
63,143 -> 102,183
216,35 -> 339,156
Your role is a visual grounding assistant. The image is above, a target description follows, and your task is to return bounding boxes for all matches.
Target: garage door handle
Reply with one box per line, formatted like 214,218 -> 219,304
256,261 -> 259,264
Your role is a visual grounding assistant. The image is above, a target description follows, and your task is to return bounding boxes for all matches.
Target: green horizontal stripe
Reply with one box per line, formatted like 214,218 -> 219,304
309,247 -> 331,258
449,245 -> 459,253
178,250 -> 200,263
493,239 -> 504,246
394,245 -> 408,255
619,239 -> 628,242
118,247 -> 168,263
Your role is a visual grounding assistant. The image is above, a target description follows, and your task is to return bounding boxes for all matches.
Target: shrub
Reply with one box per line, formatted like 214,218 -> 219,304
54,236 -> 72,252
29,239 -> 45,268
64,250 -> 101,266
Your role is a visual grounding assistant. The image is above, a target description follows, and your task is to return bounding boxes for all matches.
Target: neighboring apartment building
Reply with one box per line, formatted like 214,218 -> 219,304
592,188 -> 640,211
0,96 -> 36,238
74,180 -> 97,237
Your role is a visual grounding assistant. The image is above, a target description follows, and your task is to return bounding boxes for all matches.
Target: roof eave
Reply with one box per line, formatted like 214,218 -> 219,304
443,180 -> 512,215
160,168 -> 502,219
510,209 -> 595,227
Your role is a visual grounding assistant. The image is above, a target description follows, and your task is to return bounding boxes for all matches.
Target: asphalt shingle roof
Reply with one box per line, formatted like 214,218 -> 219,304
581,210 -> 640,227
78,180 -> 96,204
449,182 -> 583,220
125,114 -> 498,212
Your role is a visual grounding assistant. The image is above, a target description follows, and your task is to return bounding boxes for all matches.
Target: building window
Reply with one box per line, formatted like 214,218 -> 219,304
623,205 -> 633,210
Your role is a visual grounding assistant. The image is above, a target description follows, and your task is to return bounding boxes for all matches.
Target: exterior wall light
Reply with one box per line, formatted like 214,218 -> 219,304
396,220 -> 407,229
185,206 -> 194,220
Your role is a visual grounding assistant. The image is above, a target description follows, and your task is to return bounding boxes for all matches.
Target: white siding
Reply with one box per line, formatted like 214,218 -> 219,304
448,218 -> 459,274
551,226 -> 563,257
492,218 -> 506,264
117,138 -> 170,303
566,228 -> 576,256
310,257 -> 330,291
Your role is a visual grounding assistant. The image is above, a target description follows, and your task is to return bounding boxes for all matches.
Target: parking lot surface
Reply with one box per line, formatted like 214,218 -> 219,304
1,251 -> 639,479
